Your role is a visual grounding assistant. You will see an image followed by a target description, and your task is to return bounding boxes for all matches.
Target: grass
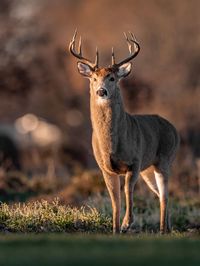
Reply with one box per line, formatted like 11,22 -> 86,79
87,194 -> 200,233
0,199 -> 111,233
0,234 -> 199,266
0,197 -> 199,234
0,198 -> 199,266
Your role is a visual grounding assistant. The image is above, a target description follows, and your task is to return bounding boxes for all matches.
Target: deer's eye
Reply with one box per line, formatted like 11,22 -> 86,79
109,77 -> 115,82
93,78 -> 97,82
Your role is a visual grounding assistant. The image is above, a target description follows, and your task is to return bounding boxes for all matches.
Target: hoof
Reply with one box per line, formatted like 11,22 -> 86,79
160,229 -> 171,235
120,222 -> 134,234
113,227 -> 120,234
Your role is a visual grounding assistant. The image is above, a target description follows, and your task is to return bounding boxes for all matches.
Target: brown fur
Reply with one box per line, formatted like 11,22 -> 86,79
76,62 -> 179,234
95,68 -> 113,76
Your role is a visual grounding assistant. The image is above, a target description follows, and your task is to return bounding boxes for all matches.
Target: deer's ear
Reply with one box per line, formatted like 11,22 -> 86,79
117,62 -> 132,78
77,62 -> 93,77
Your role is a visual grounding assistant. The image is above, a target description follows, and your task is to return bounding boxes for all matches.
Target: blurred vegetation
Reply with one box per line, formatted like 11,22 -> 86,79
0,0 -> 199,207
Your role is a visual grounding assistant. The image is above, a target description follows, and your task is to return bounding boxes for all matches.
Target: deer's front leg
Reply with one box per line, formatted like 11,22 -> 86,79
121,169 -> 139,233
103,171 -> 121,234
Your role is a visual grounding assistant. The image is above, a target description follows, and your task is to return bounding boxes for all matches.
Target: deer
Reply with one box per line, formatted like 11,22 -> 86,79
69,30 -> 179,234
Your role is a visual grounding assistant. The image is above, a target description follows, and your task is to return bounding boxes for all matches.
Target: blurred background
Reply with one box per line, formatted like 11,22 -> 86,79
0,0 -> 199,204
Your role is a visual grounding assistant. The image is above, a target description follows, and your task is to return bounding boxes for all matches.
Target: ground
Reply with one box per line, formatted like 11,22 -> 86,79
0,234 -> 199,266
0,198 -> 199,265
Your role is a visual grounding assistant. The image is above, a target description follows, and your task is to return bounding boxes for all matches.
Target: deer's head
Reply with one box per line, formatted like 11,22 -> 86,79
69,30 -> 140,103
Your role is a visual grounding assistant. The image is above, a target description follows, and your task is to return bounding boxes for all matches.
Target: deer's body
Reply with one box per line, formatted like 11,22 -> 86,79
69,31 -> 179,234
91,96 -> 178,175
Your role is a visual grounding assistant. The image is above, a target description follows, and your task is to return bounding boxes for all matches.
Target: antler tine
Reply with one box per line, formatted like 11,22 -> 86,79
72,28 -> 77,43
69,29 -> 77,50
78,36 -> 82,56
129,31 -> 139,51
95,46 -> 99,68
128,31 -> 140,54
112,31 -> 140,68
69,30 -> 98,69
111,47 -> 115,65
124,32 -> 132,54
69,29 -> 80,58
129,31 -> 136,41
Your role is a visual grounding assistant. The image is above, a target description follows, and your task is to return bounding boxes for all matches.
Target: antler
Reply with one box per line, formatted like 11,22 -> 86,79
69,29 -> 99,69
112,31 -> 140,67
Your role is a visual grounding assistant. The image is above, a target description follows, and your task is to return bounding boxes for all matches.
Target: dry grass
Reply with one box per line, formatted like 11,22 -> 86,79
0,197 -> 199,234
0,199 -> 111,233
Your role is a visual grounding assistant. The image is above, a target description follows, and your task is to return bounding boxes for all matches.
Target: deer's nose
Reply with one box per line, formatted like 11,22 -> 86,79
97,88 -> 108,97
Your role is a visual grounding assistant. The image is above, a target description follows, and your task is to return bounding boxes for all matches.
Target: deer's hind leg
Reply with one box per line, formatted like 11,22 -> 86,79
141,166 -> 159,198
154,166 -> 170,234
141,165 -> 170,233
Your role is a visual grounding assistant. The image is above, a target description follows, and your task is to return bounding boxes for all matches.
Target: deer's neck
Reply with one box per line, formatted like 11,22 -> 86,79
90,89 -> 127,155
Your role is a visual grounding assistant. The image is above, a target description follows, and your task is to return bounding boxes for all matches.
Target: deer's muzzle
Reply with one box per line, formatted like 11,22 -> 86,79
96,88 -> 108,97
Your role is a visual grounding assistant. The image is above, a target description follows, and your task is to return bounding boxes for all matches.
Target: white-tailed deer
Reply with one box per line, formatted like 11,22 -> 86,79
69,30 -> 179,234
